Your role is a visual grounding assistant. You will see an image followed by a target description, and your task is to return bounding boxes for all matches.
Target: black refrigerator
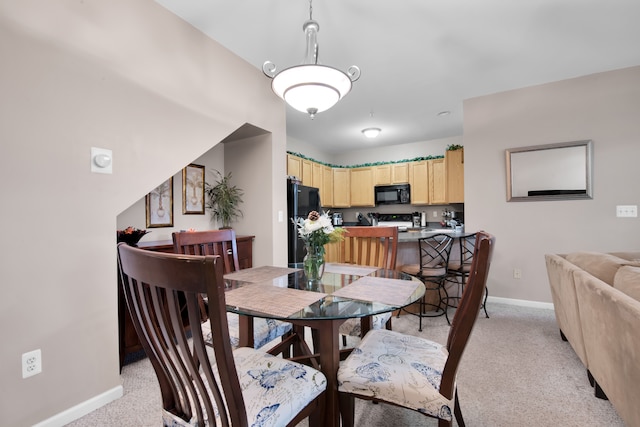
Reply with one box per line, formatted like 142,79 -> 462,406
287,180 -> 321,268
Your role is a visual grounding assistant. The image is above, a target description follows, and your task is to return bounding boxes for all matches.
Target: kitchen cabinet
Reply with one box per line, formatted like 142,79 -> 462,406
373,164 -> 391,185
373,163 -> 409,185
392,163 -> 409,184
409,161 -> 430,205
446,149 -> 464,203
332,168 -> 351,207
429,158 -> 447,205
322,165 -> 334,207
287,154 -> 302,181
312,162 -> 323,190
301,158 -> 313,185
287,151 -> 464,208
350,167 -> 375,206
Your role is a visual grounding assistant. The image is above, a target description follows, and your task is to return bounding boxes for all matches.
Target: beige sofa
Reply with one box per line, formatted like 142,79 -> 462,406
545,251 -> 640,426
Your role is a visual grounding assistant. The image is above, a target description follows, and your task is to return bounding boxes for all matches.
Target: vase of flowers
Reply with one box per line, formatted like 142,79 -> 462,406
117,226 -> 150,247
295,211 -> 345,286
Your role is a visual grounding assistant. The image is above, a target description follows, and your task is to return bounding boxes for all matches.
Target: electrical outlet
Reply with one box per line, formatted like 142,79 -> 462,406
433,211 -> 438,218
616,205 -> 638,217
513,268 -> 522,279
22,349 -> 42,378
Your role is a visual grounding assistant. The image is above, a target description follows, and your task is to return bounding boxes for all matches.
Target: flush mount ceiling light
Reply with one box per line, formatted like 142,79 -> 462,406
262,0 -> 360,119
362,127 -> 381,138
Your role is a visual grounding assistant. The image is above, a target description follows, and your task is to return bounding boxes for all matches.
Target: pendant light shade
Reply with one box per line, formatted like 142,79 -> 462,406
263,3 -> 360,119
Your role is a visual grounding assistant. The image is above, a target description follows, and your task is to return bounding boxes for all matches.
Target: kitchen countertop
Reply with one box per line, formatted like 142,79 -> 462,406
396,228 -> 468,242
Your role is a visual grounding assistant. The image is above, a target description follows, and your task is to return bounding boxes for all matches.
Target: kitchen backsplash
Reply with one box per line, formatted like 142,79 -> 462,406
326,203 -> 464,226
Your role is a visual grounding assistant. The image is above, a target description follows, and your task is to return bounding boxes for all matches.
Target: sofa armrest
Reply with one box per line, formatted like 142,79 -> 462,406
575,269 -> 640,427
545,254 -> 588,366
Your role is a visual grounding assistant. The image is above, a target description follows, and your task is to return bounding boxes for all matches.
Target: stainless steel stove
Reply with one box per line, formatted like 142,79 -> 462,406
376,213 -> 414,232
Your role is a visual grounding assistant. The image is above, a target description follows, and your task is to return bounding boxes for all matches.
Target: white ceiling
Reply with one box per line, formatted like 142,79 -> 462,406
156,0 -> 640,154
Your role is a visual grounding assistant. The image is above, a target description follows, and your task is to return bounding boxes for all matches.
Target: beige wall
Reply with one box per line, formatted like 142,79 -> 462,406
464,66 -> 640,303
0,1 -> 286,425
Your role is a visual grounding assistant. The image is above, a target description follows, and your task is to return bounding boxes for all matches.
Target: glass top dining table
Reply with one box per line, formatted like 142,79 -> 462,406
221,262 -> 425,427
223,263 -> 425,321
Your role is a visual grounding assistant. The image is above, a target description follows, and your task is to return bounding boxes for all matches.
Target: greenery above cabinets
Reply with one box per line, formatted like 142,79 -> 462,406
287,149 -> 464,208
286,151 -> 443,168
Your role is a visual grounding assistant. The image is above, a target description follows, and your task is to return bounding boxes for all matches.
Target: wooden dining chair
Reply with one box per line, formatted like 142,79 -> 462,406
400,233 -> 455,331
335,226 -> 399,344
338,232 -> 495,427
117,243 -> 326,427
172,230 -> 292,350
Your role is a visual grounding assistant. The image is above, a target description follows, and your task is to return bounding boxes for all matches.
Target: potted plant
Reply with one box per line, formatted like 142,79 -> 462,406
204,170 -> 244,229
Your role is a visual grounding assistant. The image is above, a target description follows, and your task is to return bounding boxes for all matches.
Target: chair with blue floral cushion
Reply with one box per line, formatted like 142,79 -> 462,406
117,243 -> 326,427
337,232 -> 495,427
173,230 -> 292,350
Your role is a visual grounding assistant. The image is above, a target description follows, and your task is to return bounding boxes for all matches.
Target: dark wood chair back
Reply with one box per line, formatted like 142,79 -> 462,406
339,226 -> 398,269
116,243 -> 247,425
172,229 -> 239,274
440,231 -> 495,400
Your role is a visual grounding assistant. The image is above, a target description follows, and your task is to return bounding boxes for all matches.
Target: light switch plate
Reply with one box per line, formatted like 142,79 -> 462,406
616,205 -> 638,217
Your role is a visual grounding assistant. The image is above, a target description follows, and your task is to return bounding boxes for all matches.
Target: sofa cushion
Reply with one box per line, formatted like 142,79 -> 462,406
613,265 -> 640,302
565,252 -> 631,285
608,252 -> 640,262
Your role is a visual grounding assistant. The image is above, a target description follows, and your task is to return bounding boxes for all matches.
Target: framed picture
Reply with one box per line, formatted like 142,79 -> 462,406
182,164 -> 205,214
146,177 -> 174,228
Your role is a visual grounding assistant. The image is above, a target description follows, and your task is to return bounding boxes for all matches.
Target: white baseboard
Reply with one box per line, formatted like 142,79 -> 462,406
33,385 -> 123,427
486,295 -> 554,310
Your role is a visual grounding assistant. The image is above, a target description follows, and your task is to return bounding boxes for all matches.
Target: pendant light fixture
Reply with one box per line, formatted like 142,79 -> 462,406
262,0 -> 360,119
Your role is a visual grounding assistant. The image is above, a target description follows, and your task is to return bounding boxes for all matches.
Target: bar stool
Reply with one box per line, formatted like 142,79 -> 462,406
445,232 -> 489,323
400,233 -> 454,331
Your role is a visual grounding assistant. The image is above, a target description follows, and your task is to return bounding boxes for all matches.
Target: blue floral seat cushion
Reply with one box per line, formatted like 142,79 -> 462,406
202,313 -> 292,349
162,347 -> 327,427
338,312 -> 392,337
337,328 -> 453,421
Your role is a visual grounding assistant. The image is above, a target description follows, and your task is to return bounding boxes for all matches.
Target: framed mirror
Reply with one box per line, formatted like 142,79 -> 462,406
506,140 -> 593,202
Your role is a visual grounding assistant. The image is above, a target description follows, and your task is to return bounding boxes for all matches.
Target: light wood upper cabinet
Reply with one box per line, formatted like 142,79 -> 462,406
374,163 -> 409,185
373,165 -> 391,185
350,167 -> 375,206
287,154 -> 302,181
287,151 -> 464,208
332,168 -> 351,207
392,163 -> 409,184
301,159 -> 313,185
446,149 -> 464,203
409,161 -> 429,205
321,165 -> 334,207
429,158 -> 447,205
312,162 -> 323,189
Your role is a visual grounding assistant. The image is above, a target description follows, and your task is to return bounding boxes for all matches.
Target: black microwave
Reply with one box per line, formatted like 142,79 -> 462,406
374,184 -> 411,205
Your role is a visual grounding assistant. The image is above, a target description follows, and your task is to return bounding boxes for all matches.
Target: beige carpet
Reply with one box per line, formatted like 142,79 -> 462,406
67,303 -> 623,426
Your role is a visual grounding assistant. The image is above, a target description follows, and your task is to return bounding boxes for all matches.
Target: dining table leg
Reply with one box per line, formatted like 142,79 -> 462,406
309,318 -> 343,427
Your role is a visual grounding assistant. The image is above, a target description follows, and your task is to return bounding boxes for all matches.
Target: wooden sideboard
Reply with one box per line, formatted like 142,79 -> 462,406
118,235 -> 255,369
